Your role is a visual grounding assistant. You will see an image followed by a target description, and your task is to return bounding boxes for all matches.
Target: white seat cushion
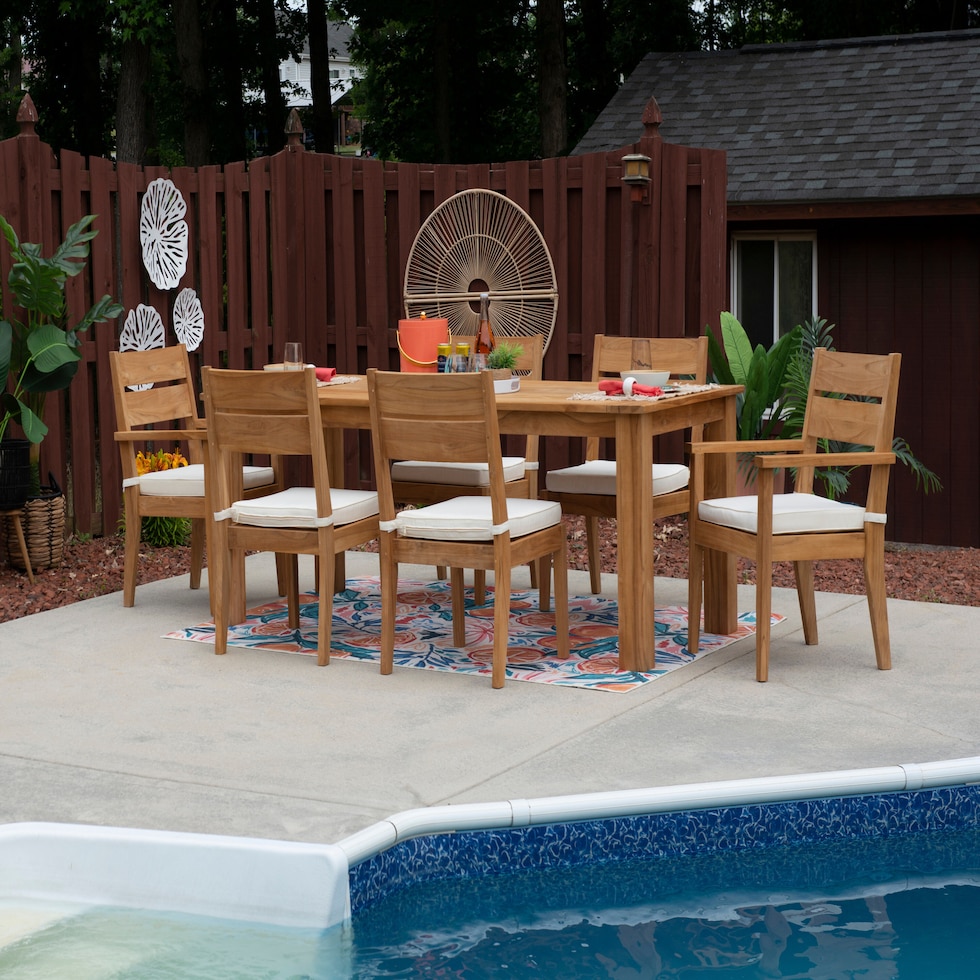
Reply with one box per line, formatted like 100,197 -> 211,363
396,496 -> 562,541
390,456 -> 526,487
138,464 -> 274,497
545,460 -> 689,497
699,492 -> 868,534
231,486 -> 379,528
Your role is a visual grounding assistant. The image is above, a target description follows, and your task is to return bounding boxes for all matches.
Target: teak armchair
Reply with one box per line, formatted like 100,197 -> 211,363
687,348 -> 902,682
202,367 -> 379,665
545,335 -> 709,593
367,368 -> 570,689
109,344 -> 281,607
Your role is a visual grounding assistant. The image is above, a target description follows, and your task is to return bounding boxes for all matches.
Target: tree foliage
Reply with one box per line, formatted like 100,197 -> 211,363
2,1 -> 979,164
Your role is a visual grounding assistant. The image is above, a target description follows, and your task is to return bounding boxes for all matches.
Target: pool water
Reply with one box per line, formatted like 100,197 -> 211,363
349,828 -> 980,978
0,901 -> 351,979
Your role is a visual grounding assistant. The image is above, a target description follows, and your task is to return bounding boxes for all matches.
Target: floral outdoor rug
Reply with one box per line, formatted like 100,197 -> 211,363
167,577 -> 781,693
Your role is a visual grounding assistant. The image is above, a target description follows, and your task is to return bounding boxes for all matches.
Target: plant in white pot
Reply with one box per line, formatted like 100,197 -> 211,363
1,213 -> 122,564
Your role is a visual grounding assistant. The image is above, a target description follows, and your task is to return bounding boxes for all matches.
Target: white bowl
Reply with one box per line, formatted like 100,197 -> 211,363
620,370 -> 669,387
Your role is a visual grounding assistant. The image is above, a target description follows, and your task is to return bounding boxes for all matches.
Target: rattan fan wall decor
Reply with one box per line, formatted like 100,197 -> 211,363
403,189 -> 558,353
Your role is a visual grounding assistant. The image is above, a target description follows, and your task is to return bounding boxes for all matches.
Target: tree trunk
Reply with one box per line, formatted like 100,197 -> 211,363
536,0 -> 568,157
258,0 -> 288,154
115,36 -> 151,164
308,0 -> 333,153
172,0 -> 211,166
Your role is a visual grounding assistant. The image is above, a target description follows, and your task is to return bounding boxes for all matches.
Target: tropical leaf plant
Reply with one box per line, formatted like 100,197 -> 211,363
781,316 -> 942,499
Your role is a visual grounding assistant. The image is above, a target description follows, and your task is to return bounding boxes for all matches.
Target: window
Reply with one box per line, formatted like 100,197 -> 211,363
731,233 -> 816,349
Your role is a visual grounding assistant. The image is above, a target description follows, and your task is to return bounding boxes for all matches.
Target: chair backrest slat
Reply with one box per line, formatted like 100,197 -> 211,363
368,369 -> 507,522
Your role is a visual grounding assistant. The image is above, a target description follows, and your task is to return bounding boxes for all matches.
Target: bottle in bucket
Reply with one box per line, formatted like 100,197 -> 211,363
475,292 -> 495,354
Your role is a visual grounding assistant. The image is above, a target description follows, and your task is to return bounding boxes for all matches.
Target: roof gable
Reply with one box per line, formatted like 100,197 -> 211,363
574,30 -> 980,204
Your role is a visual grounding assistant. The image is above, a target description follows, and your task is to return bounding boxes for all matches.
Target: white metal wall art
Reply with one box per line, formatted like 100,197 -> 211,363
140,178 -> 189,290
172,288 -> 205,351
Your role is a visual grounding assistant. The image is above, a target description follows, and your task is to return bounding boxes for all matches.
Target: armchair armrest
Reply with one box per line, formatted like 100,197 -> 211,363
114,428 -> 209,442
687,438 -> 805,456
757,451 -> 895,469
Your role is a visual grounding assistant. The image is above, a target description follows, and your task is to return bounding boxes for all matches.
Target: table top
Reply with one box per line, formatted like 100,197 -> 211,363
317,376 -> 740,416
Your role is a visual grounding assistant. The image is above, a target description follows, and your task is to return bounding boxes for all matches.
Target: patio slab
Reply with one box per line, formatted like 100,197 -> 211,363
1,551 -> 977,845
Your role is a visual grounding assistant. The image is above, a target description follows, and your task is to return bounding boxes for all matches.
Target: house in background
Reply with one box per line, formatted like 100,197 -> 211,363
279,19 -> 364,151
576,29 -> 980,548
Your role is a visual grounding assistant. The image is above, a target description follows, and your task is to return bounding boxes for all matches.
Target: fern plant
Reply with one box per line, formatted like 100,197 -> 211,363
781,316 -> 942,499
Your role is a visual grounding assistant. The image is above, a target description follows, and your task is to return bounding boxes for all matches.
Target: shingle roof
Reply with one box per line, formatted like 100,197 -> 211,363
573,30 -> 980,204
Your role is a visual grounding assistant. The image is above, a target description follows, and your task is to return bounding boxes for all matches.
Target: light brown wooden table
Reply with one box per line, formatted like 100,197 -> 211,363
318,377 -> 741,672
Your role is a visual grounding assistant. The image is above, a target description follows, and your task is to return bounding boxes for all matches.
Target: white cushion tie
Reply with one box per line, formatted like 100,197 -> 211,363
213,508 -> 234,522
864,512 -> 887,524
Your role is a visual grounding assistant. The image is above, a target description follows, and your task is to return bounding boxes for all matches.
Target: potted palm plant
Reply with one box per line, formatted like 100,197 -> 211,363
0,213 -> 122,566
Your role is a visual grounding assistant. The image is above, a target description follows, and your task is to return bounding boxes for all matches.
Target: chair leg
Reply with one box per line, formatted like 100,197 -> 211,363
492,563 -> 512,688
552,542 -> 570,660
379,538 -> 397,675
755,557 -> 773,683
276,553 -> 289,596
537,555 -> 552,612
687,540 -> 703,657
450,566 -> 467,647
316,541 -> 335,667
213,522 -> 231,656
285,556 -> 301,629
435,564 -> 448,580
189,517 -> 205,590
794,560 -> 818,645
122,500 -> 141,608
585,515 -> 602,594
864,528 -> 892,670
473,569 -> 487,605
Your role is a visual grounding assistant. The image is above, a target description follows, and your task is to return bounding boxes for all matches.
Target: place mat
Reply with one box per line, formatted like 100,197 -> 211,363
317,375 -> 362,387
569,382 -> 722,402
166,577 -> 780,693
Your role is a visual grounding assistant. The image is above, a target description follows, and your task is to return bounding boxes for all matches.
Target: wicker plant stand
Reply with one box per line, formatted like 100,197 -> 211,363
2,488 -> 65,571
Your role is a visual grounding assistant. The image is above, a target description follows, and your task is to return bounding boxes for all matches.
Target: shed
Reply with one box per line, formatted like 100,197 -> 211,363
576,29 -> 980,548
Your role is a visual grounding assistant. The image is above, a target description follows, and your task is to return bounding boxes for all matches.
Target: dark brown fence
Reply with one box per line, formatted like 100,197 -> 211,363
5,99 -> 963,548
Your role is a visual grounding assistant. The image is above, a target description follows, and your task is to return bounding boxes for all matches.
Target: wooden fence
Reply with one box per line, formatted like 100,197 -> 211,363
1,97 -> 728,543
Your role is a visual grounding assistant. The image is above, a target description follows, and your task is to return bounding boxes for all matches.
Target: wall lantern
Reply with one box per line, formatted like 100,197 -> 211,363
621,153 -> 652,203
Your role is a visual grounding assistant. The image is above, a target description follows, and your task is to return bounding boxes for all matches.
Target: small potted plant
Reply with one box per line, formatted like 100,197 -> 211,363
486,340 -> 524,379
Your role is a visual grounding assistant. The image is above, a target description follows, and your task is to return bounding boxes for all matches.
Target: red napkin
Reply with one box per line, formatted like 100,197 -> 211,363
598,378 -> 664,397
315,367 -> 337,382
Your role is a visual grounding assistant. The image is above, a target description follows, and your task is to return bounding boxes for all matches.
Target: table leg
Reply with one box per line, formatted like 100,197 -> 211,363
614,414 -> 656,672
702,393 -> 738,635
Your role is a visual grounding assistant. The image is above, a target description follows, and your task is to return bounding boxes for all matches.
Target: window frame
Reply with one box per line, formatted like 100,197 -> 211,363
730,231 -> 818,344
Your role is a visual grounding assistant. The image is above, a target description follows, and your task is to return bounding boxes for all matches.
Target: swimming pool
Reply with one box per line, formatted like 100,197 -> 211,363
3,757 -> 980,977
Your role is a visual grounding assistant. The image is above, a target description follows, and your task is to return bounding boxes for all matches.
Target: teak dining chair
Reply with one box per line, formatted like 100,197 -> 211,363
367,368 -> 570,689
687,348 -> 902,682
109,344 -> 282,607
202,366 -> 379,665
545,335 -> 709,593
390,333 -> 544,600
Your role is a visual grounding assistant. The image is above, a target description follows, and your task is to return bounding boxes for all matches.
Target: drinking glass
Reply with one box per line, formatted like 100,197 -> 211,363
284,342 -> 304,370
468,353 -> 487,373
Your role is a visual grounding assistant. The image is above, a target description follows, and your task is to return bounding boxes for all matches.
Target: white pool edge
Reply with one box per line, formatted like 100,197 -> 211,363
3,755 -> 979,938
0,823 -> 350,930
335,755 -> 980,865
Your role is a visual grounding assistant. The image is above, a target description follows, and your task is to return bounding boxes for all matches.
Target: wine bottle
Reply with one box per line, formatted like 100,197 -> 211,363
475,292 -> 495,354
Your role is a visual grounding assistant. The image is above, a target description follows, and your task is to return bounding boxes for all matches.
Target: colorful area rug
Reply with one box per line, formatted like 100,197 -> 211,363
167,577 -> 780,693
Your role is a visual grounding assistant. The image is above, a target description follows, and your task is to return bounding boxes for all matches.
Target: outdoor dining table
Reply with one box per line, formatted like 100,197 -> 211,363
317,376 -> 742,673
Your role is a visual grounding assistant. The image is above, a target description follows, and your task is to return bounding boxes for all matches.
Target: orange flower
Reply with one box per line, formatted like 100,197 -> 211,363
135,448 -> 189,475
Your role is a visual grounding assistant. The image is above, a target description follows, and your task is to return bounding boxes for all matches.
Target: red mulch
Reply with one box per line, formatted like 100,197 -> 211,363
1,517 -> 976,624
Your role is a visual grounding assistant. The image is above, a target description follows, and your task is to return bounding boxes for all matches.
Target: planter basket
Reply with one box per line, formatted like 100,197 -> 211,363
0,439 -> 32,510
3,476 -> 66,570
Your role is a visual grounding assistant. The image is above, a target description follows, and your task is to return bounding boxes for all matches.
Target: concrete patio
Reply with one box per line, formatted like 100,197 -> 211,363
2,551 -> 978,846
